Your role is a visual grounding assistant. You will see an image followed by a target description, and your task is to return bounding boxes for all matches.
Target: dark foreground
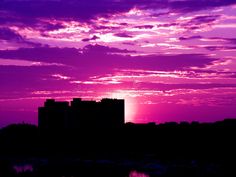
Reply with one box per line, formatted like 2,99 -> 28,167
1,119 -> 236,176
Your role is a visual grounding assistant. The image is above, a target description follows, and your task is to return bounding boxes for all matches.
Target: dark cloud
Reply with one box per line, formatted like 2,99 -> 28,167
157,15 -> 219,31
169,0 -> 236,12
118,22 -> 129,26
157,14 -> 220,33
134,25 -> 154,29
179,36 -> 236,46
0,0 -> 235,26
188,15 -> 220,25
129,54 -> 217,71
224,38 -> 236,45
42,22 -> 65,31
180,15 -> 220,31
209,37 -> 236,44
93,25 -> 121,31
204,46 -> 236,51
0,27 -> 42,46
151,12 -> 170,17
157,23 -> 178,28
82,44 -> 136,54
0,27 -> 24,41
0,46 -> 81,64
114,32 -> 133,38
0,45 -> 217,71
82,35 -> 100,42
0,0 -> 132,23
179,35 -> 202,41
122,42 -> 136,46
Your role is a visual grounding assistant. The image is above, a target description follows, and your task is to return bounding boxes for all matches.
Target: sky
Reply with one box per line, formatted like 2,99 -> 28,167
0,0 -> 236,127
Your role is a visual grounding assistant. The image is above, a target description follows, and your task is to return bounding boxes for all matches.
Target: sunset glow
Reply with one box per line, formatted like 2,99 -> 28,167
0,0 -> 236,127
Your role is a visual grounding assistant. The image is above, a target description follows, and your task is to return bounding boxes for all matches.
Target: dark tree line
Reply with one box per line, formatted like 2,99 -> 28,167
1,119 -> 236,176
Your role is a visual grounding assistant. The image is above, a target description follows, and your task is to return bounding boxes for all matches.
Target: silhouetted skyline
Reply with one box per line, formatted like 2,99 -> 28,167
38,98 -> 124,131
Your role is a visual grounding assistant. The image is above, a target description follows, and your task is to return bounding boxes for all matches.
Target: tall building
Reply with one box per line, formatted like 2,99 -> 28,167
38,98 -> 125,131
38,99 -> 69,131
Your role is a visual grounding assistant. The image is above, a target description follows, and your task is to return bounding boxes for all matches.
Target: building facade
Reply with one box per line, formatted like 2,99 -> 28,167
38,98 -> 125,131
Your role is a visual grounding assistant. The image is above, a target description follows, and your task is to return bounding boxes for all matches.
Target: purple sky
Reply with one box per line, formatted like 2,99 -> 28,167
0,0 -> 236,127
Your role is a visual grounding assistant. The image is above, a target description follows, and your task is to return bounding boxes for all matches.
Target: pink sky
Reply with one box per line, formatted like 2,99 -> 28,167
0,0 -> 236,127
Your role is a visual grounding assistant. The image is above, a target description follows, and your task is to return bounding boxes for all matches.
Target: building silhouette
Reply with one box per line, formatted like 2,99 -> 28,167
38,98 -> 125,131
